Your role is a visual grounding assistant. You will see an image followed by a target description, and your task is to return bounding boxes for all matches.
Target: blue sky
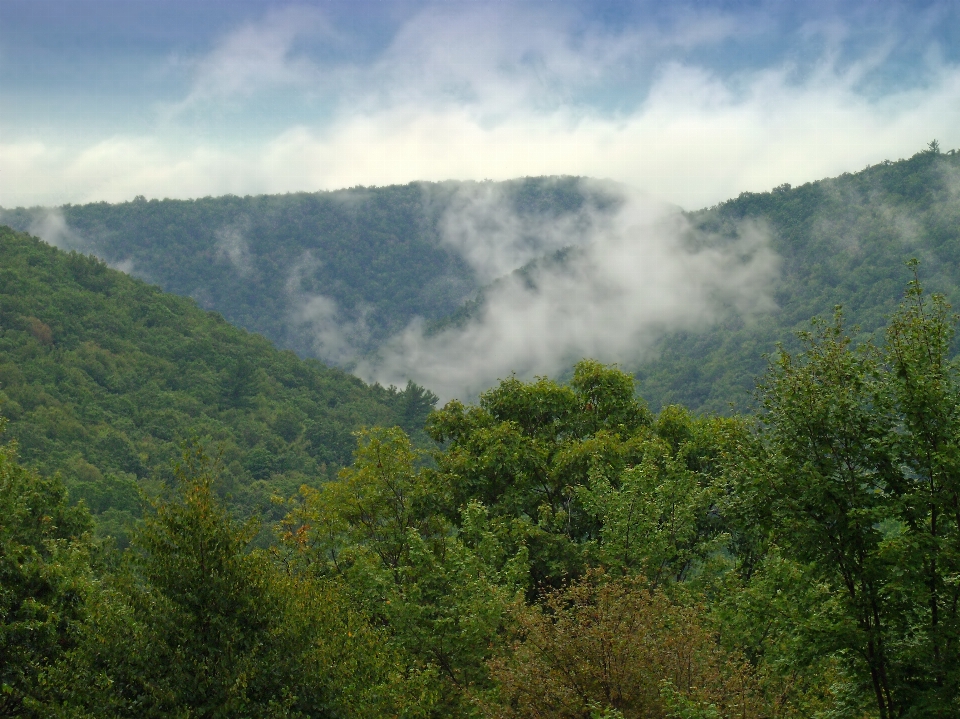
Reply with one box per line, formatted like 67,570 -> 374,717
2,0 -> 959,209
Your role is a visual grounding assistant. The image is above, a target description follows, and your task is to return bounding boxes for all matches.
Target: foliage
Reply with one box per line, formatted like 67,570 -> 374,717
5,237 -> 960,717
637,146 -> 960,413
0,178 -> 609,363
482,573 -> 761,719
0,226 -> 437,540
426,360 -> 653,589
720,275 -> 960,717
45,443 -> 419,718
577,406 -> 734,585
281,427 -> 528,718
273,365 -> 759,716
6,149 -> 960,418
427,361 -> 736,592
0,419 -> 93,717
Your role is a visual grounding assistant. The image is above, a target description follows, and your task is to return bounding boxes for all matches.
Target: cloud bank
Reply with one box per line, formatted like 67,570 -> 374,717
2,3 -> 959,209
357,184 -> 780,402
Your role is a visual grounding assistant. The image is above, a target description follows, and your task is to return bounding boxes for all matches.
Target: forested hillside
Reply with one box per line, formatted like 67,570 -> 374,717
0,226 -> 436,542
5,278 -> 959,716
0,177 -> 612,364
637,144 -> 960,411
3,154 -> 959,716
4,148 -> 959,415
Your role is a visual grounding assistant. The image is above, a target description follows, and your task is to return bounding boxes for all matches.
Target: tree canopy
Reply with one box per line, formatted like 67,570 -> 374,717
0,226 -> 436,543
4,272 -> 960,716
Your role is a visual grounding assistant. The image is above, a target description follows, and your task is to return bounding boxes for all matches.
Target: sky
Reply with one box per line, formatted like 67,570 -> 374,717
2,0 -> 960,210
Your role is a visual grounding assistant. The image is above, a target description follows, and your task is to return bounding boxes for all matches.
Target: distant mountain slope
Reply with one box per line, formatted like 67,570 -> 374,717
404,147 -> 960,411
6,148 -> 960,416
0,177 -> 614,366
636,145 -> 960,412
0,226 -> 436,541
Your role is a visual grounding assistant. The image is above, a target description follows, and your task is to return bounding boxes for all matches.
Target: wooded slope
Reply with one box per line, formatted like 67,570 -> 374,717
0,226 -> 435,540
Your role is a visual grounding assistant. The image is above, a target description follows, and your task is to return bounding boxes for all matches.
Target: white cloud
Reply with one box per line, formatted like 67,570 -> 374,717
171,5 -> 334,113
430,180 -> 603,283
24,208 -> 83,250
355,184 -> 780,403
4,54 -> 959,209
1,4 -> 959,210
285,251 -> 371,365
110,258 -> 136,275
215,220 -> 254,277
289,293 -> 369,365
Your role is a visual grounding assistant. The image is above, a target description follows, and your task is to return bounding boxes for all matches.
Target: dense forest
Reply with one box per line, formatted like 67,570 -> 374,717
4,148 -> 960,414
0,226 -> 437,544
637,143 -> 960,412
4,274 -> 959,717
0,177 -> 614,365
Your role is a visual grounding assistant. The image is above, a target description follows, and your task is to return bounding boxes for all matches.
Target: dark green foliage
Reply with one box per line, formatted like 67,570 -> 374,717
752,313 -> 904,716
7,151 -> 960,717
638,147 -> 960,413
112,446 -> 290,715
44,444 -> 418,718
885,271 -> 960,712
425,360 -> 740,596
282,427 -> 525,718
0,226 -> 436,538
8,283 -> 960,717
0,178 -> 607,363
0,422 -> 93,716
720,278 -> 960,717
6,152 -> 960,417
282,365 -> 763,716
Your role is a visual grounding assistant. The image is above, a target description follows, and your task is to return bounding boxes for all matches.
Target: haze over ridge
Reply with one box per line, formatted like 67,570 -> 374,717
2,175 -> 784,404
356,182 -> 780,402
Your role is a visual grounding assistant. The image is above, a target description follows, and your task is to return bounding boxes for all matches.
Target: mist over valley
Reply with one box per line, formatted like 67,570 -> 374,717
6,146 -> 960,411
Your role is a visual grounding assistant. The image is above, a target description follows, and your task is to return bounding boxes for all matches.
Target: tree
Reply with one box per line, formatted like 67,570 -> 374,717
755,310 -> 901,716
282,427 -> 527,719
883,268 -> 960,711
427,360 -> 652,588
577,406 -> 734,586
61,442 -> 409,718
0,419 -> 93,717
483,573 -> 760,719
741,276 -> 960,717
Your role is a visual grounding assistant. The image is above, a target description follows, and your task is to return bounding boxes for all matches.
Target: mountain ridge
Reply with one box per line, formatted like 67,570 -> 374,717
4,146 -> 960,415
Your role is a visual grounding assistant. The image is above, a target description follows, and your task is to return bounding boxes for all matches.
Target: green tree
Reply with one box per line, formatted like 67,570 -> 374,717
59,442 -> 410,718
883,268 -> 960,711
282,427 -> 527,719
736,278 -> 960,717
0,224 -> 441,541
754,311 -> 901,716
427,360 -> 652,588
577,406 -> 733,585
121,445 -> 289,716
0,418 -> 93,717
